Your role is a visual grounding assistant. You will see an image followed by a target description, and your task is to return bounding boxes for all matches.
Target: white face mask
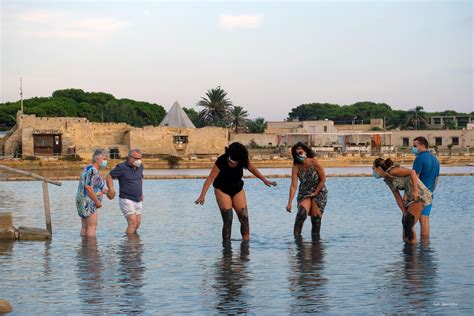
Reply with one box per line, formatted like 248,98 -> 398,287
132,159 -> 142,167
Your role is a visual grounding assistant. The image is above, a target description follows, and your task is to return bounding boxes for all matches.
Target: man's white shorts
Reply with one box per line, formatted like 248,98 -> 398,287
119,198 -> 143,217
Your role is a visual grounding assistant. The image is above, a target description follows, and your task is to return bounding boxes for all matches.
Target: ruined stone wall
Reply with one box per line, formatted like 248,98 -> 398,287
15,114 -> 130,158
9,113 -> 228,158
231,133 -> 278,147
2,127 -> 19,156
129,126 -> 228,157
187,127 -> 228,156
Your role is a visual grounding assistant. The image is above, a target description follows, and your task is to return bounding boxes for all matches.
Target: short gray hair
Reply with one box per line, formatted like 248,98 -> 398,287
92,149 -> 107,163
128,148 -> 142,158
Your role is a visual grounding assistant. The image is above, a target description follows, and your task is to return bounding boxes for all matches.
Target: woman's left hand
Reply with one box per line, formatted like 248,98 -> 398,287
304,191 -> 318,199
413,190 -> 420,200
264,180 -> 277,187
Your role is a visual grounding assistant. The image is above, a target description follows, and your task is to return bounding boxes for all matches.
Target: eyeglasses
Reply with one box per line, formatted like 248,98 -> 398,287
130,156 -> 142,160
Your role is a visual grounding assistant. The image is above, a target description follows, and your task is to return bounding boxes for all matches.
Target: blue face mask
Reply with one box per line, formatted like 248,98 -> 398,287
100,160 -> 108,169
411,146 -> 419,155
372,171 -> 381,179
297,155 -> 306,162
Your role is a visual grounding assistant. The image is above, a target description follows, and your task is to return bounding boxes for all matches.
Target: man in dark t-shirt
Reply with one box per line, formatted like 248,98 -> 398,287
106,148 -> 144,234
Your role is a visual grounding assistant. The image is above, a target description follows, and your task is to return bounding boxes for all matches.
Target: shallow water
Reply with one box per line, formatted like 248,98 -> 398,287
1,176 -> 473,314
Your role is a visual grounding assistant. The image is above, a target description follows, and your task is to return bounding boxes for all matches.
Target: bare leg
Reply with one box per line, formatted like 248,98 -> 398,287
215,189 -> 234,241
81,218 -> 87,236
85,212 -> 98,237
419,215 -> 430,237
126,214 -> 140,234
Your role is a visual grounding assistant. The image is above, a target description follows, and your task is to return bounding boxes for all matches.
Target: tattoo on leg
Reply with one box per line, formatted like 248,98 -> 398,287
294,205 -> 308,236
220,208 -> 233,240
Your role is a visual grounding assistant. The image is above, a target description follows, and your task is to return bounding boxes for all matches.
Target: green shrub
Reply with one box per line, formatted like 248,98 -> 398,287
59,154 -> 83,161
163,155 -> 182,168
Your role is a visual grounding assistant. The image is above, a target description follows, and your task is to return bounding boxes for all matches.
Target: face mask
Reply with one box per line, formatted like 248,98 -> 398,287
100,160 -> 108,169
297,155 -> 306,162
228,156 -> 238,164
372,171 -> 381,179
411,147 -> 419,155
133,159 -> 142,168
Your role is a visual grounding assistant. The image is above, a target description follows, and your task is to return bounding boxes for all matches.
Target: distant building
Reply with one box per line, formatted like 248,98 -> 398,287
1,107 -> 227,159
428,115 -> 472,129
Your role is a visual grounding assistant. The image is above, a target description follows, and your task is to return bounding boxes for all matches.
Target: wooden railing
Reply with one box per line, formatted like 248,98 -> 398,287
0,165 -> 61,234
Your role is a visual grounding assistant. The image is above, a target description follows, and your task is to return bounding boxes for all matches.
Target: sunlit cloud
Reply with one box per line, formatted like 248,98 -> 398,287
17,11 -> 128,39
69,18 -> 128,32
19,10 -> 64,23
219,14 -> 263,29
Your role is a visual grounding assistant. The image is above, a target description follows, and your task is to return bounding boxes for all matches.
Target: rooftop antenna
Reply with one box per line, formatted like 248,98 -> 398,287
20,77 -> 24,113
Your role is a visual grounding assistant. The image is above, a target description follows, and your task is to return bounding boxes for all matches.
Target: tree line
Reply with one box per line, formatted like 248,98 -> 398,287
288,103 -> 473,130
1,87 -> 472,132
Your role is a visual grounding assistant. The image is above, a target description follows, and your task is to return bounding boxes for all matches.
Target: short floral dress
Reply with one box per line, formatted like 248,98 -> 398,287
297,165 -> 328,213
384,165 -> 432,207
75,164 -> 105,218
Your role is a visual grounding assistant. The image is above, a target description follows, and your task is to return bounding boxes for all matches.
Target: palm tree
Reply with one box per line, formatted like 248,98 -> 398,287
248,117 -> 267,133
405,106 -> 429,130
197,86 -> 232,127
229,106 -> 249,133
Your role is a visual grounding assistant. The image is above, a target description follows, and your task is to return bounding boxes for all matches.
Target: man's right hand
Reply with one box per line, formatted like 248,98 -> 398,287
107,190 -> 116,200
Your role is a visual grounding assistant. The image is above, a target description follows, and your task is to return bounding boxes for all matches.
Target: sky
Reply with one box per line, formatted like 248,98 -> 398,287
1,0 -> 472,120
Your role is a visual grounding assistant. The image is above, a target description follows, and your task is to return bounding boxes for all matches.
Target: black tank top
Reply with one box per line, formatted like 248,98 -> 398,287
212,154 -> 244,192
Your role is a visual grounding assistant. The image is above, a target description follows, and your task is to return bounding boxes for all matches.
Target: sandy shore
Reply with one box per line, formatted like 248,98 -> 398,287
0,154 -> 472,170
1,155 -> 472,181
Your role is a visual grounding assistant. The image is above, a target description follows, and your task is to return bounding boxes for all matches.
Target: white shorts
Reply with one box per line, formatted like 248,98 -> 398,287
119,198 -> 143,217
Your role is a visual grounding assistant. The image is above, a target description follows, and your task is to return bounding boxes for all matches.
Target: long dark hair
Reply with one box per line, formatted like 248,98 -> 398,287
225,142 -> 249,169
291,142 -> 315,165
373,158 -> 394,171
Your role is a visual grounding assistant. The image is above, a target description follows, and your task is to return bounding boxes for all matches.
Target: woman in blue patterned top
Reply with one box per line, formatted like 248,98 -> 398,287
75,149 -> 110,237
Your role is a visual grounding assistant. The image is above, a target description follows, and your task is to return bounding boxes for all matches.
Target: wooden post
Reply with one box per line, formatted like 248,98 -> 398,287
42,182 -> 52,235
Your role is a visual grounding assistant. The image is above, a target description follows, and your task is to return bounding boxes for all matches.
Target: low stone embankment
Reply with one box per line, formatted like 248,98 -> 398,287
0,212 -> 51,241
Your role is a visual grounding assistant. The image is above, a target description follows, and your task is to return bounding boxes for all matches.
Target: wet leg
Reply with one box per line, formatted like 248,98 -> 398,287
215,188 -> 234,241
294,199 -> 310,237
233,190 -> 250,241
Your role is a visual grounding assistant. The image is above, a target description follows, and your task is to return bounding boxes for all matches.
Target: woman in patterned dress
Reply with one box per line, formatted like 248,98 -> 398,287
287,142 -> 328,239
75,149 -> 109,237
372,158 -> 432,243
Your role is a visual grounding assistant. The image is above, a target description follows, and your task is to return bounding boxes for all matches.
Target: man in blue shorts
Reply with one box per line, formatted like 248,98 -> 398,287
412,136 -> 439,238
106,148 -> 144,234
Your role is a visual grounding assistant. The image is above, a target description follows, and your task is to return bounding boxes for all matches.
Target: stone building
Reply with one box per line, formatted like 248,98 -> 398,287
1,111 -> 228,159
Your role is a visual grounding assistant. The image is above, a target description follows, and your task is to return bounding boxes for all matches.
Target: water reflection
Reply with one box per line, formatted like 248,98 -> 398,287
288,238 -> 328,313
213,241 -> 251,314
381,240 -> 438,312
117,234 -> 146,314
76,237 -> 106,313
0,241 -> 14,255
43,240 -> 52,276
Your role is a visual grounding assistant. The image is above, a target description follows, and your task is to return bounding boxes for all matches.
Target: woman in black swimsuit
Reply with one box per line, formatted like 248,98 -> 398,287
195,142 -> 277,241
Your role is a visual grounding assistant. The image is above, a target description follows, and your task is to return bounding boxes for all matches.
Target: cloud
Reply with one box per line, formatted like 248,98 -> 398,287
17,12 -> 128,39
19,10 -> 64,23
70,18 -> 129,33
219,14 -> 263,29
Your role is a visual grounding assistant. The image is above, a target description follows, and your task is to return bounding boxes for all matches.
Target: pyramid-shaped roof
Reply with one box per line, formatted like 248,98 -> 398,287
159,101 -> 196,128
